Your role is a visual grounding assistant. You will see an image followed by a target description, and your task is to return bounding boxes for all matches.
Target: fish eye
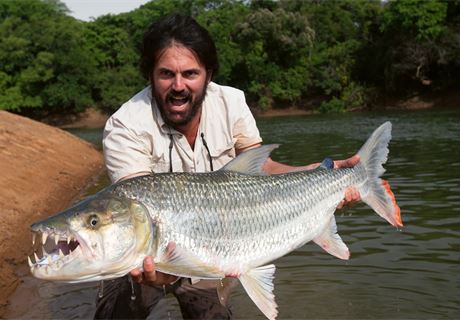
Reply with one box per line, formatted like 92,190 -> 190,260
88,215 -> 99,228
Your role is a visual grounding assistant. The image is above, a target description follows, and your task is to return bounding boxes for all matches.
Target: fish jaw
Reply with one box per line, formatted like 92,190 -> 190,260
29,193 -> 156,282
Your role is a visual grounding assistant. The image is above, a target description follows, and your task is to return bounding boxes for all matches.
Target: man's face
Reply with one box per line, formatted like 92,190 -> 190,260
152,45 -> 209,128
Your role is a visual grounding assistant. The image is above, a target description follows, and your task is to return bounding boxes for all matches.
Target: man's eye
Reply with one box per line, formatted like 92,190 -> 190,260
183,70 -> 198,78
159,70 -> 174,77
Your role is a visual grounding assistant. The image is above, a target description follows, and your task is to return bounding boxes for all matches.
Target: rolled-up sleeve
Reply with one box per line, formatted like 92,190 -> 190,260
103,117 -> 152,183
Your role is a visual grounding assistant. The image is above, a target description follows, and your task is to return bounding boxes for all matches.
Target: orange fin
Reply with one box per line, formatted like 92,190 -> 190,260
382,179 -> 403,227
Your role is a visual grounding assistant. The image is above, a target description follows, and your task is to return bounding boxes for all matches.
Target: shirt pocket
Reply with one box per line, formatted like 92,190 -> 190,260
210,143 -> 236,171
151,159 -> 169,173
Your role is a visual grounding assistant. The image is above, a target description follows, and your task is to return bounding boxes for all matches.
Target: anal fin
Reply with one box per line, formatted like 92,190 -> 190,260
239,264 -> 278,320
313,216 -> 350,260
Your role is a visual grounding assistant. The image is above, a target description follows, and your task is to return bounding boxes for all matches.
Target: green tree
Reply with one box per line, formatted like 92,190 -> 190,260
0,0 -> 96,112
234,7 -> 314,110
379,0 -> 455,92
196,0 -> 250,84
84,15 -> 144,111
288,0 -> 383,112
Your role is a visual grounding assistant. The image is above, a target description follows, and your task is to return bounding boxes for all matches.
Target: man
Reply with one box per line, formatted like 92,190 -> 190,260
97,14 -> 359,319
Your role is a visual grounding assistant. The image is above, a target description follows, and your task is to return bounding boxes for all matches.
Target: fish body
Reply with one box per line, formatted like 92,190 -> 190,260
29,122 -> 402,319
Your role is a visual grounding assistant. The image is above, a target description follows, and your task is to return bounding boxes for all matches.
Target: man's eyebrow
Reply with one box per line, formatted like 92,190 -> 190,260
157,67 -> 201,73
183,68 -> 201,73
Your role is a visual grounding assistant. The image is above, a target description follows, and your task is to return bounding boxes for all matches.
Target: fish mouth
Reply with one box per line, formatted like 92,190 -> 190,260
28,229 -> 85,273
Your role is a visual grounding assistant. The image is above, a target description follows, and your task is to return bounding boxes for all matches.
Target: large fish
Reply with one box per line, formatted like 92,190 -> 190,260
29,122 -> 402,319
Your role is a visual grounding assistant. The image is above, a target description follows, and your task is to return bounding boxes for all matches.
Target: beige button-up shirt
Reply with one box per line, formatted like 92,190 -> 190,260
103,82 -> 262,182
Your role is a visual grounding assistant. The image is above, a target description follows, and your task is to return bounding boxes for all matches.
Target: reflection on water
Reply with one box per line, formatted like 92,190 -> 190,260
7,109 -> 460,319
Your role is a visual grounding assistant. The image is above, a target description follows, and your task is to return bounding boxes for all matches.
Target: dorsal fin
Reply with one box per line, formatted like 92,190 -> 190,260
220,144 -> 280,175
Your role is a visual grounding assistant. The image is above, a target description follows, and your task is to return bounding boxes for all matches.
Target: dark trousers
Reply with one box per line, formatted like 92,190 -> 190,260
94,276 -> 234,319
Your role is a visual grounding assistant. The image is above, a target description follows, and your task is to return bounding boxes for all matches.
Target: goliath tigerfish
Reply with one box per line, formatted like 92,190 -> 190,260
29,122 -> 402,319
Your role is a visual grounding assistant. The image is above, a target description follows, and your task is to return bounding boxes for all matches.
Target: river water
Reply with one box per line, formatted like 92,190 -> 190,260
6,108 -> 460,319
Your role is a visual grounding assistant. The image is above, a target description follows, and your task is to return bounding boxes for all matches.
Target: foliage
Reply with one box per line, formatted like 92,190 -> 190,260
382,0 -> 447,41
233,7 -> 314,109
0,0 -> 95,112
0,0 -> 458,114
196,1 -> 250,84
378,0 -> 459,93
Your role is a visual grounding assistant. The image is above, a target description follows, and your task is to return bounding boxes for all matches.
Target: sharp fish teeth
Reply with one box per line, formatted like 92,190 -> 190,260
59,249 -> 64,258
28,256 -> 33,267
32,233 -> 36,246
34,252 -> 39,262
42,233 -> 48,244
67,236 -> 71,245
55,234 -> 59,246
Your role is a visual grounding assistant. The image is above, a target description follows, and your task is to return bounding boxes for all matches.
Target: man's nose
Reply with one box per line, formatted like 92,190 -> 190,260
172,74 -> 185,91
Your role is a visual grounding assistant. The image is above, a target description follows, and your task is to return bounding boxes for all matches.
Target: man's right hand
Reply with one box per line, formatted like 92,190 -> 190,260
130,256 -> 178,286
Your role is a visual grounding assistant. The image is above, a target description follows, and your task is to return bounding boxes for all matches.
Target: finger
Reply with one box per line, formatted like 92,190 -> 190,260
143,257 -> 157,283
337,200 -> 345,209
334,154 -> 360,169
130,268 -> 143,283
348,154 -> 360,166
349,188 -> 361,202
345,188 -> 355,201
346,189 -> 361,208
143,256 -> 155,273
352,190 -> 361,202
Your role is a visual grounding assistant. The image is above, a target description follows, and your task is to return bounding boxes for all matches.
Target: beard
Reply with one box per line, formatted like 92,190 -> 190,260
153,85 -> 208,128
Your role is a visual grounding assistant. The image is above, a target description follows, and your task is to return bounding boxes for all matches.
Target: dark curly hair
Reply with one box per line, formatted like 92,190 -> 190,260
140,14 -> 219,81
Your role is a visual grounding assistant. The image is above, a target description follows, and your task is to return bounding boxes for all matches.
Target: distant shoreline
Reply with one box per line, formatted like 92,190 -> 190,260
34,88 -> 458,130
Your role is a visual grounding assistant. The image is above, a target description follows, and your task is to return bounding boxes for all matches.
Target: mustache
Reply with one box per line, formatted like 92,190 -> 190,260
167,90 -> 191,100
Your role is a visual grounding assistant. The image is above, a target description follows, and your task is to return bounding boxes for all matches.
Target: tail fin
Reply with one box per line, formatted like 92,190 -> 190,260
357,122 -> 403,227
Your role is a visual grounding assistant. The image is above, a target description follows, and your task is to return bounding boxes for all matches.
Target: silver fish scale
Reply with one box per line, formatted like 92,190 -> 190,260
111,165 -> 365,273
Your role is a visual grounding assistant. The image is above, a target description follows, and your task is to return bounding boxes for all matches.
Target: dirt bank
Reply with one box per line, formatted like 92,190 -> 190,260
0,111 -> 104,316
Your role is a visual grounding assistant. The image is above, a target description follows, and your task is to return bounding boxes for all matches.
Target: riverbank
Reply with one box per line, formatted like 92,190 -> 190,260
0,111 -> 105,316
38,88 -> 459,129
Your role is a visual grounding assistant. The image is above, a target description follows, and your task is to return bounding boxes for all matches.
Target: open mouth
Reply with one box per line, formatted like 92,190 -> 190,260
167,92 -> 190,106
29,231 -> 82,270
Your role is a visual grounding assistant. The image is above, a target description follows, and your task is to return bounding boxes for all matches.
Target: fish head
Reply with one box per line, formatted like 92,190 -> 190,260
29,193 -> 156,282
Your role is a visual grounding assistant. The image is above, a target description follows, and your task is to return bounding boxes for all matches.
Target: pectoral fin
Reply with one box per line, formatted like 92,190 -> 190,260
239,264 -> 278,320
155,244 -> 225,279
313,216 -> 350,260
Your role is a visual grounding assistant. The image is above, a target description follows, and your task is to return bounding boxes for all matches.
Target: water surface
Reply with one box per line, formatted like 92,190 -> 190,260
7,108 -> 460,319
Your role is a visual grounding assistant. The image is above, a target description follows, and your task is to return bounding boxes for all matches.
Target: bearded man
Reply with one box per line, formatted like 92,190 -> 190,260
98,14 -> 359,319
